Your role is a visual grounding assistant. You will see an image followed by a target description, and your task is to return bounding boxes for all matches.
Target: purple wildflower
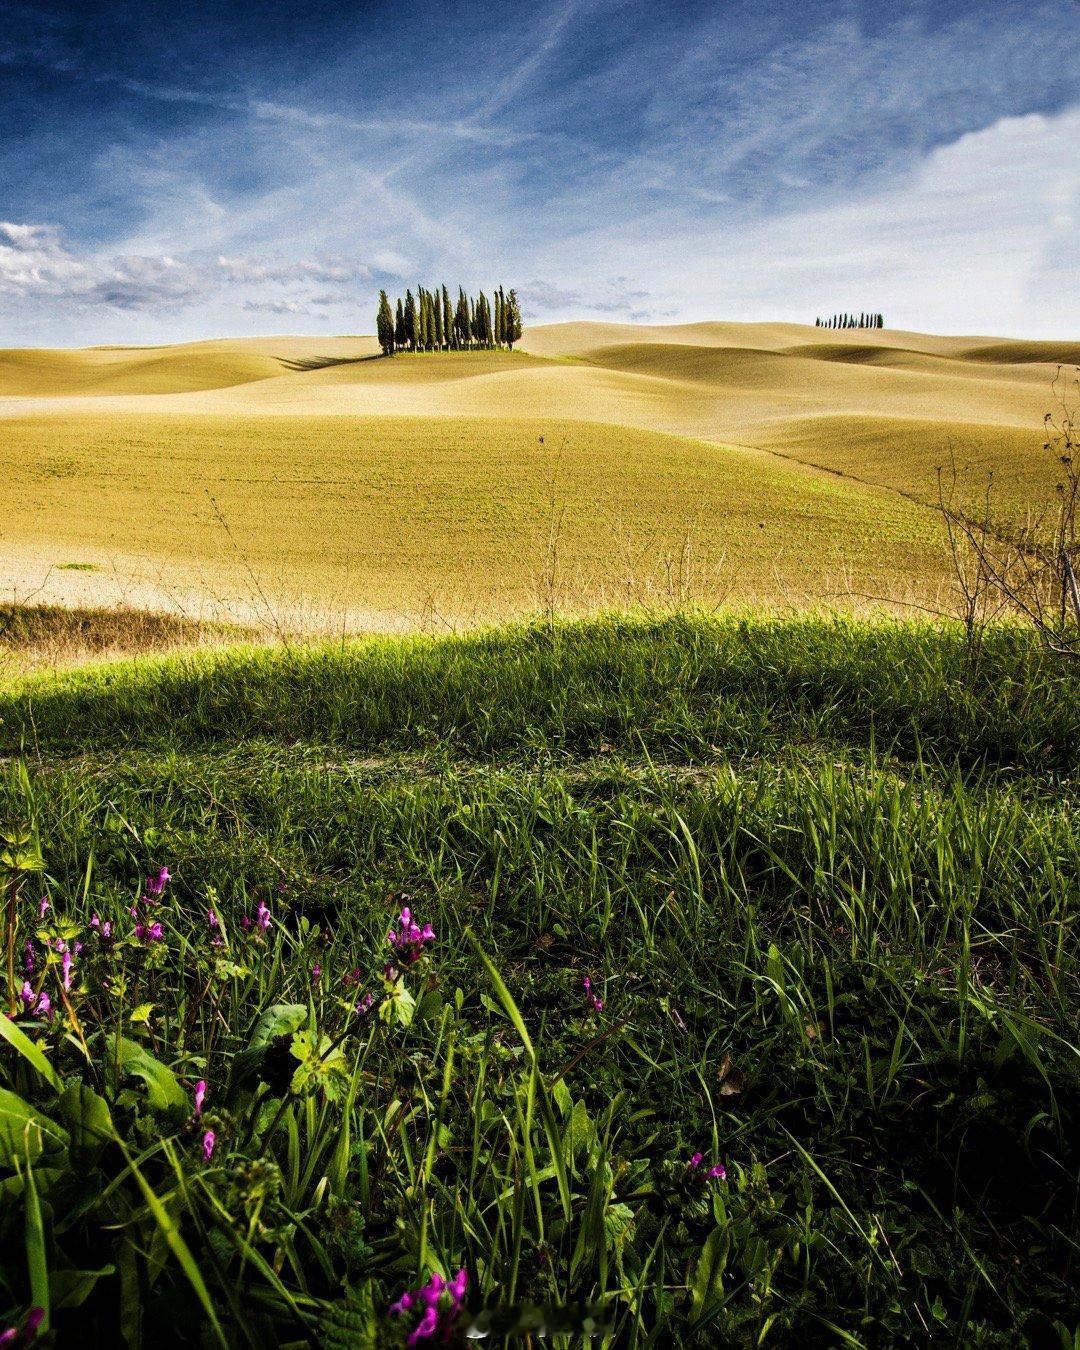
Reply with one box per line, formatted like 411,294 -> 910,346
194,1080 -> 207,1118
62,950 -> 73,992
389,1268 -> 468,1345
687,1151 -> 727,1181
582,975 -> 604,1013
355,991 -> 375,1017
37,897 -> 49,919
21,985 -> 51,1019
387,907 -> 435,965
207,909 -> 219,930
311,963 -> 322,983
202,1130 -> 216,1162
22,940 -> 34,977
240,915 -> 253,932
146,866 -> 171,896
90,912 -> 113,939
256,901 -> 272,931
0,1307 -> 44,1348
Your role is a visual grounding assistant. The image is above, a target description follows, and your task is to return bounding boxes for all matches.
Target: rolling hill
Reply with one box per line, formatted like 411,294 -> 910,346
1,320 -> 1072,631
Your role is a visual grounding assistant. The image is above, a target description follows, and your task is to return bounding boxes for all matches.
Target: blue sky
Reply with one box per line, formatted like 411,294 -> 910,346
1,0 -> 1078,343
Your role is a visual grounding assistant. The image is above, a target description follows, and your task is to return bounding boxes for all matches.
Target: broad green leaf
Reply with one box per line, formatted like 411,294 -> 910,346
248,1003 -> 308,1046
690,1225 -> 730,1322
58,1081 -> 115,1168
379,978 -> 416,1028
51,1264 -> 116,1310
104,1036 -> 187,1115
0,1088 -> 68,1167
0,1013 -> 61,1092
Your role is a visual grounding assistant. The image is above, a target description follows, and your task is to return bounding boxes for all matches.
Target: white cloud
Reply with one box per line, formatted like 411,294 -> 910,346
528,107 -> 1080,337
370,249 -> 414,278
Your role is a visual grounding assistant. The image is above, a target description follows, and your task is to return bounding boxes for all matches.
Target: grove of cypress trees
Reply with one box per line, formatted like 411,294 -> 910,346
378,285 -> 524,356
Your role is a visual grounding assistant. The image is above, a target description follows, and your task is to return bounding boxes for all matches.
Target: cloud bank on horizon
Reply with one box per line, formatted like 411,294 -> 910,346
0,0 -> 1077,344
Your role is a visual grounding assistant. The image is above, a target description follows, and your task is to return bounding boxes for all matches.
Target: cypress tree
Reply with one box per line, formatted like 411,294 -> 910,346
435,289 -> 444,349
443,285 -> 454,350
455,288 -> 470,348
405,289 -> 418,350
494,289 -> 503,347
395,298 -> 406,349
504,289 -> 522,349
376,289 -> 394,355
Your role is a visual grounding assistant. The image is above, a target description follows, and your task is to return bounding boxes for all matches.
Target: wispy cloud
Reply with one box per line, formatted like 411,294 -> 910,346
0,1 -> 1077,342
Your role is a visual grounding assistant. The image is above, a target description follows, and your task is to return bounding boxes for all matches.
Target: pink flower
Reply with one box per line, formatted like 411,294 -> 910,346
37,897 -> 49,919
240,915 -> 253,932
387,906 -> 435,965
62,950 -> 73,992
582,974 -> 604,1013
207,909 -> 219,930
687,1151 -> 727,1180
311,963 -> 322,983
92,914 -> 112,938
355,992 -> 375,1016
22,940 -> 34,976
408,1309 -> 438,1345
256,901 -> 271,931
389,1268 -> 468,1344
146,866 -> 171,896
202,1130 -> 216,1161
21,985 -> 51,1019
0,1306 -> 44,1347
193,1080 -> 207,1118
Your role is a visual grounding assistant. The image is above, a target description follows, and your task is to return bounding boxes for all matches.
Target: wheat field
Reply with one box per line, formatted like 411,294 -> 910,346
2,320 -> 1073,630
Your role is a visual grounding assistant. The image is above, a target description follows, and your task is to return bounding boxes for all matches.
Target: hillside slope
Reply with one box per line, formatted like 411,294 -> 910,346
1,320 -> 1072,625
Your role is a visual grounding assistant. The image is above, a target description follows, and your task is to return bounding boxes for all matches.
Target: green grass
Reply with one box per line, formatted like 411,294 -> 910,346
1,613 -> 1079,1345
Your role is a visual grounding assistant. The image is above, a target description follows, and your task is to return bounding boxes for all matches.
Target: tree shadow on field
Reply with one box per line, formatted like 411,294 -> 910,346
276,354 -> 383,372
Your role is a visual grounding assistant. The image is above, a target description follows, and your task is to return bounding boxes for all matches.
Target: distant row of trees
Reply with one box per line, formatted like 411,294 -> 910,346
816,312 -> 885,329
376,286 -> 522,355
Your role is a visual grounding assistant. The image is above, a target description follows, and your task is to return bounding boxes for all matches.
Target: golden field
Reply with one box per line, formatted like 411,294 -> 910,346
1,320 -> 1074,633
